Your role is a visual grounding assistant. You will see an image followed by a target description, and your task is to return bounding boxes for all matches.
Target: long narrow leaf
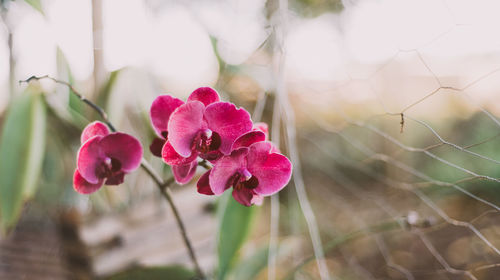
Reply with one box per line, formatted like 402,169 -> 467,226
217,192 -> 257,280
24,0 -> 44,14
0,88 -> 46,233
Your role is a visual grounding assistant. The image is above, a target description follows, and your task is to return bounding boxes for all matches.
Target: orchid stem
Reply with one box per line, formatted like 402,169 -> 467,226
198,160 -> 211,170
20,75 -> 205,279
140,159 -> 204,278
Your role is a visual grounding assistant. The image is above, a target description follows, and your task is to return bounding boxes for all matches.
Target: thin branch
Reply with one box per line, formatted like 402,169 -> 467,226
197,160 -> 211,170
21,75 -> 116,132
20,75 -> 205,279
141,160 -> 204,278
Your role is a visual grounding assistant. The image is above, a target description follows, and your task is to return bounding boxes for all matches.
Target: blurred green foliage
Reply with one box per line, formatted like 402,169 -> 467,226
1,0 -> 43,14
0,87 -> 46,233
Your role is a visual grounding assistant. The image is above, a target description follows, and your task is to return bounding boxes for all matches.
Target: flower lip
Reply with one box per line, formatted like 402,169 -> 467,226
226,168 -> 259,191
231,178 -> 261,206
172,161 -> 198,185
197,170 -> 214,195
95,157 -> 122,179
239,176 -> 259,190
150,137 -> 167,157
193,129 -> 221,154
230,169 -> 259,191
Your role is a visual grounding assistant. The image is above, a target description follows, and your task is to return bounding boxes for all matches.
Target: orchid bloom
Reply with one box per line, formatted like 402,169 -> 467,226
149,87 -> 227,184
165,100 -> 252,160
197,131 -> 292,206
73,121 -> 143,194
161,89 -> 253,183
149,87 -> 221,156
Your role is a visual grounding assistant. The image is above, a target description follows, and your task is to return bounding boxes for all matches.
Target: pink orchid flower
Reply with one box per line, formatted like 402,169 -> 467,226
161,90 -> 253,184
149,87 -> 220,156
197,131 -> 292,206
73,121 -> 143,194
149,87 -> 224,184
165,101 -> 253,160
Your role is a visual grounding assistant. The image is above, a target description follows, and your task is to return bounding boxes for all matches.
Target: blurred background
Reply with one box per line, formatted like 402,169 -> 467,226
1,0 -> 500,279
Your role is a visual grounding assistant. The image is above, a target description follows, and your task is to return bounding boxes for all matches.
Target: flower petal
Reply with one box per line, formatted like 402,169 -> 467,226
162,141 -> 198,165
149,137 -> 166,157
199,150 -> 223,162
187,87 -> 220,107
105,172 -> 125,185
77,136 -> 104,184
253,122 -> 268,139
172,161 -> 198,185
73,169 -> 103,194
271,144 -> 281,154
231,130 -> 266,150
150,95 -> 184,137
231,188 -> 260,207
81,121 -> 109,144
204,102 -> 253,155
168,101 -> 206,157
100,133 -> 143,172
197,170 -> 214,195
209,148 -> 248,195
247,142 -> 292,196
252,194 -> 264,206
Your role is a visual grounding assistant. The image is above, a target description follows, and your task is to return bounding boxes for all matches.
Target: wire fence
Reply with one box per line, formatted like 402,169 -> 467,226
269,2 -> 500,279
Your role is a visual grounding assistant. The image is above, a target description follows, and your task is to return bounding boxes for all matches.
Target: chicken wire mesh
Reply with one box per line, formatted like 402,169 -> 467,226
263,1 -> 500,279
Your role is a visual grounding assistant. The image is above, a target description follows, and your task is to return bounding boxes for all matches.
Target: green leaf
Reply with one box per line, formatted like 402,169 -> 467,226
57,48 -> 83,117
106,265 -> 196,280
98,69 -> 121,108
217,191 -> 257,280
24,0 -> 43,14
0,88 -> 47,233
